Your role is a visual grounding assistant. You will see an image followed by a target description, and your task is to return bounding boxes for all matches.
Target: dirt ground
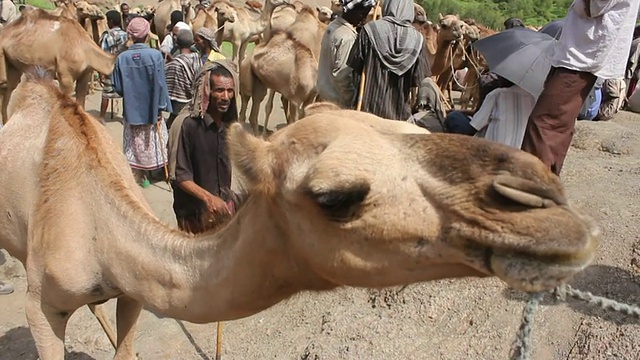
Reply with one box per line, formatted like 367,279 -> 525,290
1,86 -> 640,359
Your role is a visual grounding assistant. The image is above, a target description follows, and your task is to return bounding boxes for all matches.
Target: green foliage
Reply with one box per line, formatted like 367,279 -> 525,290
417,0 -> 574,28
24,0 -> 56,10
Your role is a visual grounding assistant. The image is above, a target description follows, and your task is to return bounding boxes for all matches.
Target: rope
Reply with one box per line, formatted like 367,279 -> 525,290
511,285 -> 640,360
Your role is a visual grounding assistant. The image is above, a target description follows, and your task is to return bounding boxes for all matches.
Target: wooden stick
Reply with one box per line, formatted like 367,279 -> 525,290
156,119 -> 169,183
88,304 -> 118,350
216,321 -> 223,360
355,1 -> 381,111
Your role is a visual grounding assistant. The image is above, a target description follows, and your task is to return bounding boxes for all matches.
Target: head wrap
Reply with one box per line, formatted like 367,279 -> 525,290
173,21 -> 191,32
195,27 -> 221,52
340,0 -> 376,13
504,17 -> 525,29
127,17 -> 150,40
363,0 -> 423,76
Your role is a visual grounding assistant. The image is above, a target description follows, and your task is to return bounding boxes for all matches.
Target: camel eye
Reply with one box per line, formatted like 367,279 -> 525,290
307,184 -> 370,221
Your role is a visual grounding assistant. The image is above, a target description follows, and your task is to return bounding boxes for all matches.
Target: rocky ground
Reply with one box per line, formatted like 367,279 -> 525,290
1,89 -> 640,359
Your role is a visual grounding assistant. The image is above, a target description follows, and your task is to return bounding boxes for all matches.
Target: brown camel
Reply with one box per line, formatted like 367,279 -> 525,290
0,8 -> 115,124
243,5 -> 327,133
0,69 -> 598,359
52,0 -> 108,95
191,2 -> 237,34
211,0 -> 287,65
456,19 -> 497,110
154,0 -> 195,38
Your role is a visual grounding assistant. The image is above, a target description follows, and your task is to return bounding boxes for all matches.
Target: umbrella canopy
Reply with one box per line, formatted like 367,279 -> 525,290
539,18 -> 564,40
472,28 -> 557,98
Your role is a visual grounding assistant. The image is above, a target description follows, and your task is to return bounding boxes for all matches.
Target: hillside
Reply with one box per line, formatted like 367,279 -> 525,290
417,0 -> 573,29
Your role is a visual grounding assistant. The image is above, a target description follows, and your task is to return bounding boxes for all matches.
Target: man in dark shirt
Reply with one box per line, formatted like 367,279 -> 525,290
169,61 -> 239,234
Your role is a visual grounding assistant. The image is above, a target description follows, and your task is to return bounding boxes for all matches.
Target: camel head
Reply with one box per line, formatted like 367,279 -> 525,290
75,1 -> 105,20
210,1 -> 237,23
437,13 -> 466,41
316,6 -> 332,24
329,0 -> 342,16
228,106 -> 599,293
413,3 -> 427,25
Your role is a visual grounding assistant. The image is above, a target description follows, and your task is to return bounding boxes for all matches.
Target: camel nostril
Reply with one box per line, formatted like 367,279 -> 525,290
492,174 -> 566,208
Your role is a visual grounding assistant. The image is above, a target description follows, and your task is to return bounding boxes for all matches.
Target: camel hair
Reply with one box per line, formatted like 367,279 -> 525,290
0,70 -> 599,359
0,8 -> 115,124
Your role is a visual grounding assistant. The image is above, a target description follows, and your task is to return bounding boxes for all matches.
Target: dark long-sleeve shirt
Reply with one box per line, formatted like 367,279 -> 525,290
172,115 -> 232,219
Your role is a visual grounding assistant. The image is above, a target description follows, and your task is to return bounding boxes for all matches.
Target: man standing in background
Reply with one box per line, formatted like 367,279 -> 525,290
521,0 -> 640,175
317,0 -> 374,108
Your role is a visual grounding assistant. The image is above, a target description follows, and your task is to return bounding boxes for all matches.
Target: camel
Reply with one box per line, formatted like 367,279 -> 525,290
191,1 -> 237,34
243,5 -> 327,133
456,19 -> 497,110
0,8 -> 115,124
154,0 -> 195,38
52,0 -> 109,95
1,69 -> 599,359
211,0 -> 287,65
316,5 -> 332,23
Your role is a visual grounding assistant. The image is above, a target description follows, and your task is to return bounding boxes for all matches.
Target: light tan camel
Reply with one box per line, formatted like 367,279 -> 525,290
191,2 -> 237,34
52,0 -> 108,95
211,0 -> 286,65
1,69 -> 599,359
0,8 -> 115,124
243,5 -> 327,133
316,5 -> 332,23
154,0 -> 195,38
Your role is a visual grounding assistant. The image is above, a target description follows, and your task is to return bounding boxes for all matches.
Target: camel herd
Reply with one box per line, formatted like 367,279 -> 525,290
0,0 -> 504,129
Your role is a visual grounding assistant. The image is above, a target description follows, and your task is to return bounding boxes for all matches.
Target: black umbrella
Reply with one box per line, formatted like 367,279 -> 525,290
539,18 -> 564,40
472,28 -> 557,98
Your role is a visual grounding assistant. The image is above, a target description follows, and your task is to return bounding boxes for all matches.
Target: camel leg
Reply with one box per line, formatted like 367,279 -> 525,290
231,40 -> 240,65
281,97 -> 290,123
1,66 -> 21,125
88,304 -> 117,349
74,71 -> 92,110
114,296 -> 143,360
248,79 -> 267,135
239,93 -> 251,124
238,41 -> 249,65
25,292 -> 70,360
287,101 -> 298,124
263,89 -> 277,136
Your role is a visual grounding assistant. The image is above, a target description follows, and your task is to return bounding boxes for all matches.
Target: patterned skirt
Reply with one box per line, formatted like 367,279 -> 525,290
123,118 -> 169,171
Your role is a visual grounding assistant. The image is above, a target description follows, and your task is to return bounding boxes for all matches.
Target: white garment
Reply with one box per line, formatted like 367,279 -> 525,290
160,21 -> 191,54
551,0 -> 640,79
469,86 -> 536,149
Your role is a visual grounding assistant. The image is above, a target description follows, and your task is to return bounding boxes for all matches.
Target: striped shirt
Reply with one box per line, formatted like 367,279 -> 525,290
469,86 -> 536,149
165,53 -> 202,104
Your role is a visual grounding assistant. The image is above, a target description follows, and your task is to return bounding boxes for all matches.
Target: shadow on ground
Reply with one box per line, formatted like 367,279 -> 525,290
502,264 -> 640,325
0,326 -> 96,360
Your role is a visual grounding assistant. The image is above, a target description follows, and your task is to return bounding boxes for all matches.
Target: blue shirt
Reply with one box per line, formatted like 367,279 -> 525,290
112,43 -> 172,125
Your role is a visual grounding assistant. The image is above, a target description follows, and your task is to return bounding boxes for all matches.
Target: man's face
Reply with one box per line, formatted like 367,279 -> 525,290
172,26 -> 181,42
209,74 -> 235,114
121,5 -> 130,16
195,35 -> 206,51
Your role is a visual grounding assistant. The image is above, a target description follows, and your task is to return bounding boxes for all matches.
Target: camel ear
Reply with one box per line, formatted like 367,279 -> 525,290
438,13 -> 444,21
228,123 -> 275,194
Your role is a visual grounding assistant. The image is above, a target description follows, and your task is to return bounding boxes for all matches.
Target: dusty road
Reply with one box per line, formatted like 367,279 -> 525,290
1,77 -> 640,360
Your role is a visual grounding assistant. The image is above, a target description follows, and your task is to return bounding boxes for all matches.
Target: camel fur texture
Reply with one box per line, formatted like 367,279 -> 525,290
0,69 -> 599,359
0,8 -> 115,124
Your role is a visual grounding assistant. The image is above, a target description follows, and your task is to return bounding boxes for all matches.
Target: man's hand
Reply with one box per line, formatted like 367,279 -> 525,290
202,193 -> 230,216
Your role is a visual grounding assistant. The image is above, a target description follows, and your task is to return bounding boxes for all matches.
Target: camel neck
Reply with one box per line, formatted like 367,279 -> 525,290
102,195 -> 332,323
